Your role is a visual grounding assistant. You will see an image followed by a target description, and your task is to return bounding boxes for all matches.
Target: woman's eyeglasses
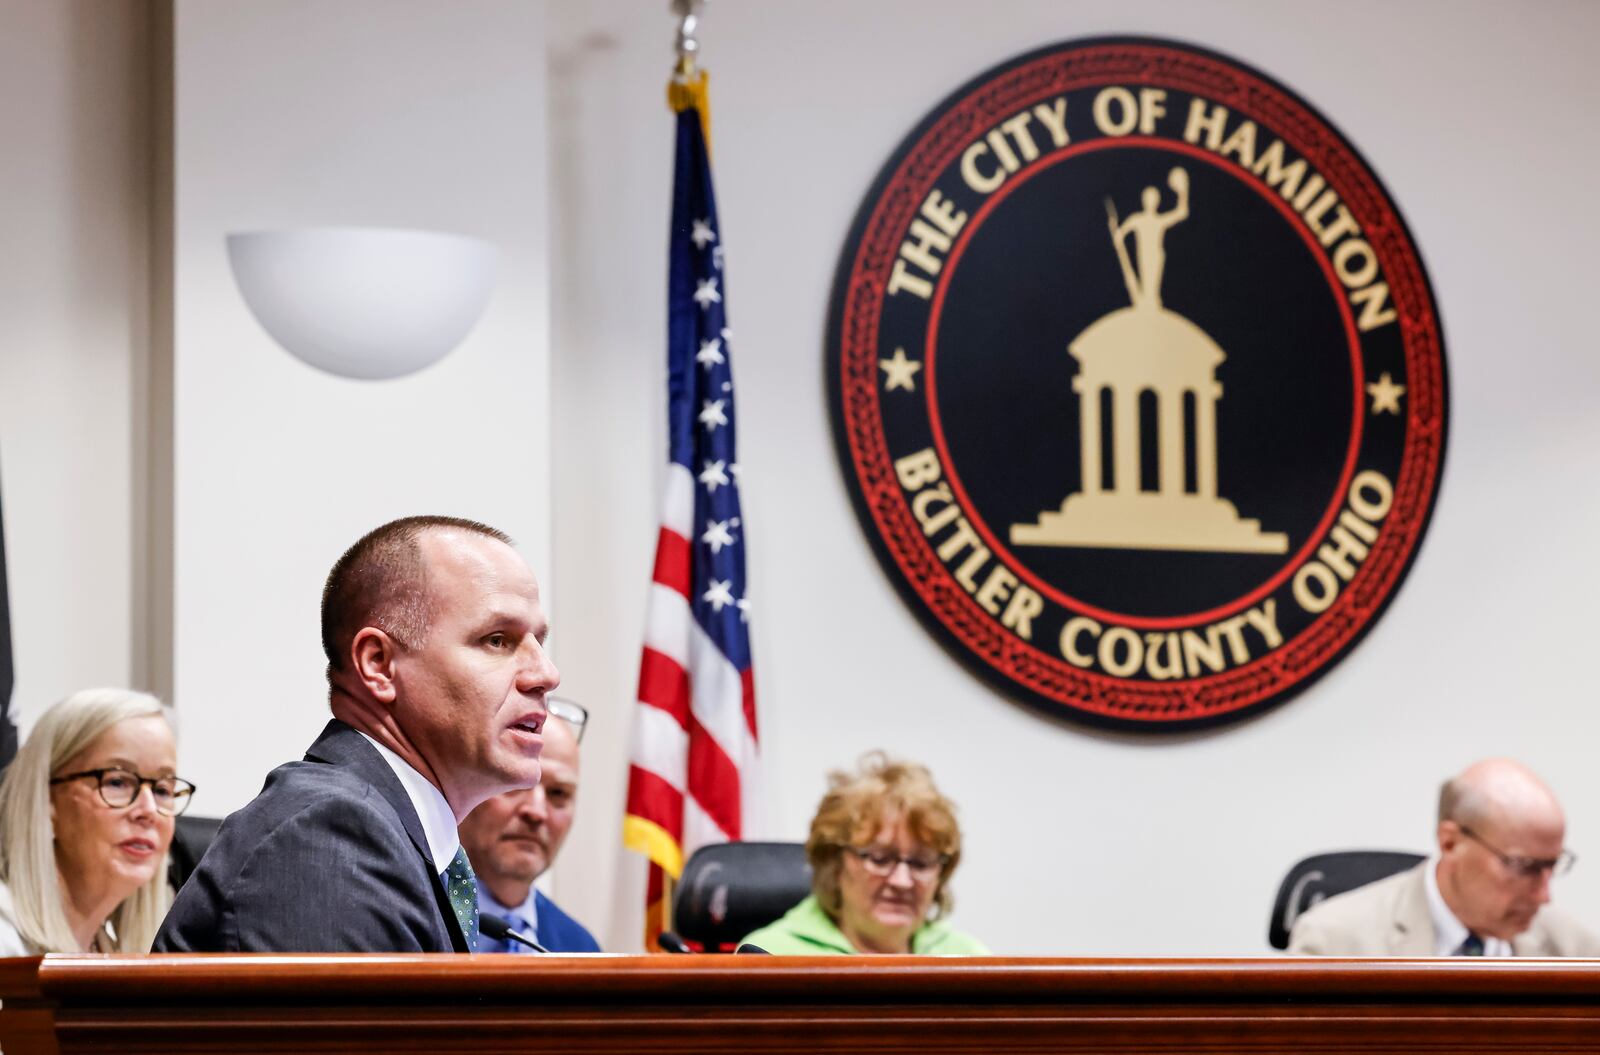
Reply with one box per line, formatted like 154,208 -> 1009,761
50,768 -> 197,817
841,844 -> 948,881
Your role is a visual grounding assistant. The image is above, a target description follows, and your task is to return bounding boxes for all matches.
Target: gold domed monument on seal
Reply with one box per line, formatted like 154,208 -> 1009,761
1011,166 -> 1288,555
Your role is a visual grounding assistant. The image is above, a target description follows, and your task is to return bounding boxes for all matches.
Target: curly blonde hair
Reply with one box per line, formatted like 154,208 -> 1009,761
805,752 -> 962,921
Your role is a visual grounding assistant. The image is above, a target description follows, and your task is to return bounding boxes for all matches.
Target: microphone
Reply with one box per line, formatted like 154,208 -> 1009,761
481,913 -> 549,953
734,942 -> 770,955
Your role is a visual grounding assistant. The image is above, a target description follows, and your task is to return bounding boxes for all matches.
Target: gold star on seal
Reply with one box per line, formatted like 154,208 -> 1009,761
879,347 -> 922,392
1366,372 -> 1406,415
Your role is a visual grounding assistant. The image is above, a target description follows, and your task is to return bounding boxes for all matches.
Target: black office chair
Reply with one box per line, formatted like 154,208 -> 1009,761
167,814 -> 224,892
663,841 -> 811,952
1268,849 -> 1425,950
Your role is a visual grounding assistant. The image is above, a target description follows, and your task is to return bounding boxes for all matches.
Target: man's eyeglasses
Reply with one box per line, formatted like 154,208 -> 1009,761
50,768 -> 197,817
547,696 -> 588,743
1458,824 -> 1575,879
841,844 -> 947,882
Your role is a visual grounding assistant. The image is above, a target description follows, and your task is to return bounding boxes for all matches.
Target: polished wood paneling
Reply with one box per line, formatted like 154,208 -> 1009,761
4,955 -> 1600,1054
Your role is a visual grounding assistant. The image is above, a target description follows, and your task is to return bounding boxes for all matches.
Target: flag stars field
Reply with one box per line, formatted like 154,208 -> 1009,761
699,459 -> 730,491
693,277 -> 721,308
702,518 -> 737,554
699,399 -> 728,430
697,337 -> 724,367
702,579 -> 735,612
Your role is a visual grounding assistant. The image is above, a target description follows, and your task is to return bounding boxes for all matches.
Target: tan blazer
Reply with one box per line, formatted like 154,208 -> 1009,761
1288,862 -> 1600,957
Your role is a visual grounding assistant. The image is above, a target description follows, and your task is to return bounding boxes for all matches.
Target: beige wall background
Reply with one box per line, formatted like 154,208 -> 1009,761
169,0 -> 553,815
549,0 -> 1600,955
0,1 -> 150,728
2,0 -> 1596,956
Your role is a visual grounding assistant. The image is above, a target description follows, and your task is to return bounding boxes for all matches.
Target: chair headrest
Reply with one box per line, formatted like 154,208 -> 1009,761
672,841 -> 812,948
167,814 -> 224,892
1269,849 -> 1425,950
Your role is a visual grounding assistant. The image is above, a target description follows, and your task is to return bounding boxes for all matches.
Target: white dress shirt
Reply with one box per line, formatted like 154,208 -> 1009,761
480,884 -> 541,941
357,732 -> 460,875
1423,856 -> 1511,957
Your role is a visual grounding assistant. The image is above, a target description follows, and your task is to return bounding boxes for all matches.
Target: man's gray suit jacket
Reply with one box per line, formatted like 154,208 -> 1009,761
1288,862 -> 1600,957
155,719 -> 468,953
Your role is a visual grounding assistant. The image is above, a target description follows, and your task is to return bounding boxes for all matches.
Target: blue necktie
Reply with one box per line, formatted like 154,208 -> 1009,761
506,914 -> 536,954
1457,932 -> 1485,956
442,848 -> 481,952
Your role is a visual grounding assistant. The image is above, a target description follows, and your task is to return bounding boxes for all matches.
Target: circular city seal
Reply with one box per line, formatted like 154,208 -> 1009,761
827,36 -> 1448,730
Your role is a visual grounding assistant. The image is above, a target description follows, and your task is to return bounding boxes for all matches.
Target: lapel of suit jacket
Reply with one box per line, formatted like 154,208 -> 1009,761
531,888 -> 550,946
1389,864 -> 1438,956
303,719 -> 470,952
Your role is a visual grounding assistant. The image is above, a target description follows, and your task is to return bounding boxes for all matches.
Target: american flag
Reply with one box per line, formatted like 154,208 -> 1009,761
623,78 -> 760,948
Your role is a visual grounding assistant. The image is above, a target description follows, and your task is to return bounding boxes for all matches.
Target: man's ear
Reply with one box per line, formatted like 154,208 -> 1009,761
1437,819 -> 1462,855
350,627 -> 402,704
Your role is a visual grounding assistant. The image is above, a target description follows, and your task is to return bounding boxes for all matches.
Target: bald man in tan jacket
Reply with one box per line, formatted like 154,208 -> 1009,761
1290,759 -> 1600,957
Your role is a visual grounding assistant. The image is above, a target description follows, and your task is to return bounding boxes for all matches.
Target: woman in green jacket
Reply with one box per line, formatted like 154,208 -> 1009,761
743,753 -> 987,955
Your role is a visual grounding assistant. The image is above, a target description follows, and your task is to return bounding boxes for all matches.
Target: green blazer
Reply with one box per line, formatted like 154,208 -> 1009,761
741,894 -> 989,955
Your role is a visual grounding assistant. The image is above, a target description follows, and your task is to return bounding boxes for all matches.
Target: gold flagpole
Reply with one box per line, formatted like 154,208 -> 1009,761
641,0 -> 710,950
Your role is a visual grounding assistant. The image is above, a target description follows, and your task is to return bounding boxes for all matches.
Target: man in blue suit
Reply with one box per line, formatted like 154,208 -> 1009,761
157,515 -> 560,952
458,707 -> 599,952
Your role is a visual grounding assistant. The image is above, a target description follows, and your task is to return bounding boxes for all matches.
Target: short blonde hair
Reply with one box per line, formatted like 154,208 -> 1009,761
0,688 -> 175,952
805,752 -> 963,921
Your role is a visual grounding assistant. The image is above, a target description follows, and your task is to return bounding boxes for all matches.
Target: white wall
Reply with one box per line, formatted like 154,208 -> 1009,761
0,1 -> 148,735
170,0 -> 552,812
546,0 -> 1600,954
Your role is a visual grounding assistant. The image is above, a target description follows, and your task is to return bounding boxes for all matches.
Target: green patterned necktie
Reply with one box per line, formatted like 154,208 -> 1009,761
442,847 -> 481,951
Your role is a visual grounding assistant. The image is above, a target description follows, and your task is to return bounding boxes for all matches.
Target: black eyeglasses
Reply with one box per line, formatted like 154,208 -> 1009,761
1458,824 -> 1575,879
50,768 -> 197,817
547,696 -> 588,743
841,845 -> 947,882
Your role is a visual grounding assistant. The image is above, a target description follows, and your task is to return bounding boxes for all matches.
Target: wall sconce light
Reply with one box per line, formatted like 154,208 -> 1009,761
226,227 -> 498,380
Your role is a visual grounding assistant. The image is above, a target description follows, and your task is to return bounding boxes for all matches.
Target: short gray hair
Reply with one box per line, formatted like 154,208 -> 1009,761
1439,775 -> 1490,827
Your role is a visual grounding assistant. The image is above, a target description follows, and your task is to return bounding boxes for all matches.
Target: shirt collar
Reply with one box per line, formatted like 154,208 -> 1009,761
357,731 -> 460,875
1424,856 -> 1512,957
479,884 -> 541,932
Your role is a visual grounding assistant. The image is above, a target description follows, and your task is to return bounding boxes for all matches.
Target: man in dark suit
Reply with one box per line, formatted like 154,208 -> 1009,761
156,515 -> 559,952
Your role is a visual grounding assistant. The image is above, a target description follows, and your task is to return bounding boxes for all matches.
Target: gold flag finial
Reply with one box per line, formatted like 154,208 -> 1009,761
667,0 -> 711,145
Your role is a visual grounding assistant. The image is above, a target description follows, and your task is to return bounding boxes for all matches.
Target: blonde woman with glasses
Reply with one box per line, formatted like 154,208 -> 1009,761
0,688 -> 194,953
